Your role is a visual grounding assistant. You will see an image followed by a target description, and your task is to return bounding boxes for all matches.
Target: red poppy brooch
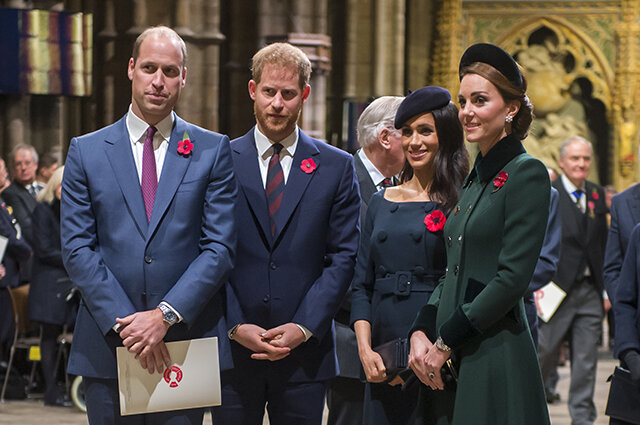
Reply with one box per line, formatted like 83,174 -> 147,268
591,189 -> 599,200
177,131 -> 193,156
492,171 -> 508,193
300,158 -> 317,174
424,210 -> 446,232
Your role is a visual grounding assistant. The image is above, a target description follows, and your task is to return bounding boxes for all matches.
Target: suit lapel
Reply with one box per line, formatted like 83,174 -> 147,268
232,131 -> 272,243
273,130 -> 320,242
629,184 -> 640,224
147,116 -> 191,239
354,151 -> 376,206
104,116 -> 148,237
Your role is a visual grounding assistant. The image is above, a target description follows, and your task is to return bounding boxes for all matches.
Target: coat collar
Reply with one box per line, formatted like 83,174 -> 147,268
466,133 -> 525,184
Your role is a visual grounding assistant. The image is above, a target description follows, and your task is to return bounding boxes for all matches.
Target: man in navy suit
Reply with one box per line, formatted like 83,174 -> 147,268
61,26 -> 236,425
327,96 -> 404,425
604,182 -> 640,304
212,42 -> 360,425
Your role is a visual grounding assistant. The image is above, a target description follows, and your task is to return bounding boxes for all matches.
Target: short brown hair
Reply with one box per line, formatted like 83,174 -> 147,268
460,62 -> 533,140
251,42 -> 312,89
132,26 -> 187,67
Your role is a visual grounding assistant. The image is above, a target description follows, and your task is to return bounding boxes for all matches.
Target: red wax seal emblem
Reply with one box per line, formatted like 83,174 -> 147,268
163,365 -> 183,388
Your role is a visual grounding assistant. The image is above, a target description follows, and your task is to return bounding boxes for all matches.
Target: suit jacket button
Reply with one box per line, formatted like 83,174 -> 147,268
263,295 -> 270,303
144,256 -> 152,264
270,262 -> 277,270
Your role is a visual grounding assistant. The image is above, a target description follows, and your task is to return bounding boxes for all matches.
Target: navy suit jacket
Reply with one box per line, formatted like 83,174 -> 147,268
61,113 -> 237,379
226,128 -> 360,383
613,222 -> 640,359
0,198 -> 31,288
604,183 -> 640,303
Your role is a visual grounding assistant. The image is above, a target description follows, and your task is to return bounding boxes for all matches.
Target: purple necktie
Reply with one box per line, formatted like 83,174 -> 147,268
141,126 -> 158,222
265,143 -> 284,236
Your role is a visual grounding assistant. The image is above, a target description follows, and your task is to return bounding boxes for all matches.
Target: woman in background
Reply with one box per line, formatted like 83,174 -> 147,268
28,166 -> 74,407
351,86 -> 468,425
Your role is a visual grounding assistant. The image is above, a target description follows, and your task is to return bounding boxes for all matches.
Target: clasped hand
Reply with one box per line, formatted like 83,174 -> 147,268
116,308 -> 171,374
232,323 -> 306,361
408,331 -> 450,391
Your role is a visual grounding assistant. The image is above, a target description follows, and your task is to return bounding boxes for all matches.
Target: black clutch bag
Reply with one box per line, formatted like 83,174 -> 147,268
373,337 -> 458,390
605,366 -> 640,424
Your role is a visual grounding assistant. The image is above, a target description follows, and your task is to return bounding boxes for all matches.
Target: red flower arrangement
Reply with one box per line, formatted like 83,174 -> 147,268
424,210 -> 446,232
177,131 -> 193,156
492,171 -> 508,192
300,158 -> 316,174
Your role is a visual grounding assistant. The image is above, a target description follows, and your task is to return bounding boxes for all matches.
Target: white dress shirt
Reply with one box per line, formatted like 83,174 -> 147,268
254,126 -> 299,187
126,105 -> 173,184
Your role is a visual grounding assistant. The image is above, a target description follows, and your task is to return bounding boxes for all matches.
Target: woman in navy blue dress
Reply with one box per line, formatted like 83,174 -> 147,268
350,87 -> 469,425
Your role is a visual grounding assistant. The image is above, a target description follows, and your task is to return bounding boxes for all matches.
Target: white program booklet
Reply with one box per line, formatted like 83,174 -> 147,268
534,281 -> 567,322
117,337 -> 221,416
0,235 -> 8,262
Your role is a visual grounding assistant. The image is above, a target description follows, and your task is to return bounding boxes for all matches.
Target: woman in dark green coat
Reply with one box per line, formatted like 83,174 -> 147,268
408,43 -> 551,425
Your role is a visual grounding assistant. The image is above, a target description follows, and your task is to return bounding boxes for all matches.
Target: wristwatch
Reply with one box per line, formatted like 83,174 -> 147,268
158,303 -> 178,326
227,323 -> 242,340
435,336 -> 452,352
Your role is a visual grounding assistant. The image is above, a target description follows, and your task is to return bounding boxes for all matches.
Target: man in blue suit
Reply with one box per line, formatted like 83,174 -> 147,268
212,43 -> 360,425
604,182 -> 640,304
61,26 -> 236,425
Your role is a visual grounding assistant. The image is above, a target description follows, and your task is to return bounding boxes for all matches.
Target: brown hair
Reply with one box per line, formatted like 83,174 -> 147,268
251,42 -> 312,89
460,62 -> 533,139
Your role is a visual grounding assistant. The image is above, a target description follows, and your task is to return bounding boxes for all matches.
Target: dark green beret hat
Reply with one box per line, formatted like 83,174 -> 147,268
394,86 -> 451,129
459,43 -> 523,88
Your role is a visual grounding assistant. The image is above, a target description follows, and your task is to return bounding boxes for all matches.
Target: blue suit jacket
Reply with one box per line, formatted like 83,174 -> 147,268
225,128 -> 360,382
613,222 -> 640,359
604,183 -> 640,303
61,113 -> 237,379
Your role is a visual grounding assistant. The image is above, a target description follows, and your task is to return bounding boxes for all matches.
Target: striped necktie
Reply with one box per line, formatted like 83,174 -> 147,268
141,126 -> 158,222
266,143 -> 284,236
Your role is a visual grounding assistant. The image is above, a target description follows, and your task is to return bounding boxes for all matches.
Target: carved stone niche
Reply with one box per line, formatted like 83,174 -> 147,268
265,33 -> 332,140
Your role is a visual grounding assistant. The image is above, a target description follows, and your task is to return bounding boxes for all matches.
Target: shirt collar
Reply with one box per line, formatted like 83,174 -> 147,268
126,105 -> 175,145
254,126 -> 299,159
561,173 -> 585,194
467,133 -> 525,184
358,149 -> 386,186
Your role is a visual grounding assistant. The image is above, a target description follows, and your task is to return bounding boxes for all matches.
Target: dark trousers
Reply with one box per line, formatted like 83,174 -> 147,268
211,368 -> 326,425
40,322 -> 63,403
363,380 -> 419,425
326,376 -> 364,425
83,377 -> 204,425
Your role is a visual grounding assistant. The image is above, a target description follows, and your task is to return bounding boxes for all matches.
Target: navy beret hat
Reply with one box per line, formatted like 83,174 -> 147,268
394,86 -> 452,129
458,43 -> 523,88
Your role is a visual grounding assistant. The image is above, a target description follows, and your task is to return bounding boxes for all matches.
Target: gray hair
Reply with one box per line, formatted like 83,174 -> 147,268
559,136 -> 593,159
132,26 -> 187,67
356,96 -> 404,148
37,165 -> 64,204
10,144 -> 38,165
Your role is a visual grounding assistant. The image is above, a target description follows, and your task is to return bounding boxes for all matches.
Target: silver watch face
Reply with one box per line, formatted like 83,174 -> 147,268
162,307 -> 177,324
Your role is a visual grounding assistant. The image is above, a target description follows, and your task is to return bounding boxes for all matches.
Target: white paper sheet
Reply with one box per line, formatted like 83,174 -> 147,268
535,281 -> 567,322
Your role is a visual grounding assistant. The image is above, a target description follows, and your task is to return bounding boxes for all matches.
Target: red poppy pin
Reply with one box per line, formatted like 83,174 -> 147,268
300,158 -> 316,174
424,210 -> 446,232
177,131 -> 193,156
492,171 -> 508,193
591,189 -> 599,200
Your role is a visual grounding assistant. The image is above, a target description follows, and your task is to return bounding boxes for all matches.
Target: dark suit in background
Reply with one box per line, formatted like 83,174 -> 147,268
538,176 -> 607,425
327,151 -> 379,425
2,182 -> 37,284
0,199 -> 32,360
525,187 -> 561,346
604,183 -> 640,304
